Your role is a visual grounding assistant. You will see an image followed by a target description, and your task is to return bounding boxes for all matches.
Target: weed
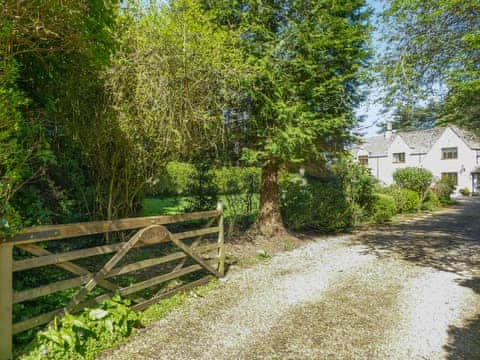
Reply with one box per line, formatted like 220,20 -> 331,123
256,250 -> 271,261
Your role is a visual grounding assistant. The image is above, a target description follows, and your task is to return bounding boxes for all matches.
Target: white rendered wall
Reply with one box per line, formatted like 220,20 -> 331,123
422,127 -> 478,194
355,127 -> 480,193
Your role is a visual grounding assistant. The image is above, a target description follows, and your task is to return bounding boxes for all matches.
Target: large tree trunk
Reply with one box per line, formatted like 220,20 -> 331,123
248,161 -> 288,239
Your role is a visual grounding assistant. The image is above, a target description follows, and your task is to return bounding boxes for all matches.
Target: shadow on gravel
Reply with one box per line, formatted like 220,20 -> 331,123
444,314 -> 480,359
350,199 -> 480,276
458,277 -> 480,294
444,277 -> 480,358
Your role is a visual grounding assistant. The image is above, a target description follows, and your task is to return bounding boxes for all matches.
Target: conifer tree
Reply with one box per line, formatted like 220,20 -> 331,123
204,0 -> 371,237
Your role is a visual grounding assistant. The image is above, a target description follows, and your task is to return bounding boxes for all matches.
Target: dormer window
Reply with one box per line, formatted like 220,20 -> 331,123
358,155 -> 368,165
442,147 -> 458,159
393,152 -> 405,163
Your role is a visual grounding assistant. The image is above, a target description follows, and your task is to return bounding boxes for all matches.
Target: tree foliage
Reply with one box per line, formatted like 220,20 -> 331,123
380,0 -> 480,132
206,0 -> 371,165
203,0 -> 372,235
0,0 -> 123,233
107,0 -> 240,172
377,102 -> 439,133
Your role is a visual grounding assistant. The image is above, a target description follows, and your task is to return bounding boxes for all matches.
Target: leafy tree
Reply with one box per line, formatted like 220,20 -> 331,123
0,61 -> 53,234
107,0 -> 239,186
203,0 -> 372,237
0,0 -> 122,233
380,0 -> 480,133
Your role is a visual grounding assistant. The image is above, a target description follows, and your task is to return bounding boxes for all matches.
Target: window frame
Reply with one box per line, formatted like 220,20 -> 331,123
441,147 -> 458,160
358,155 -> 368,166
392,152 -> 406,164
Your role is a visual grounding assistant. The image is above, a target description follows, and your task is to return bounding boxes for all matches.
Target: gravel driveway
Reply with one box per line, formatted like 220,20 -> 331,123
103,198 -> 480,359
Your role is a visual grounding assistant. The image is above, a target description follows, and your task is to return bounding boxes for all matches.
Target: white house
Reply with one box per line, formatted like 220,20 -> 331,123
352,124 -> 480,194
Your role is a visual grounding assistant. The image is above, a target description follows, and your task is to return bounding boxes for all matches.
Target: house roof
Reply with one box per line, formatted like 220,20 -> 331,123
355,135 -> 394,157
355,125 -> 480,156
450,125 -> 480,149
396,127 -> 445,153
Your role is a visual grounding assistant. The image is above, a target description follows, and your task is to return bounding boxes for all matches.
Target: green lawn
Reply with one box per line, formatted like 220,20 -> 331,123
141,194 -> 259,221
141,196 -> 191,216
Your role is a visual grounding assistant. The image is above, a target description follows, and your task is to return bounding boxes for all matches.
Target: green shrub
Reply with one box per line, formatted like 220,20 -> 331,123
280,160 -> 377,231
392,188 -> 420,213
421,190 -> 442,211
423,190 -> 441,207
372,193 -> 396,223
421,200 -> 437,211
433,177 -> 456,204
151,164 -> 261,198
328,160 -> 377,224
459,187 -> 471,196
150,162 -> 197,196
280,177 -> 352,232
393,167 -> 433,200
212,167 -> 260,195
186,162 -> 219,211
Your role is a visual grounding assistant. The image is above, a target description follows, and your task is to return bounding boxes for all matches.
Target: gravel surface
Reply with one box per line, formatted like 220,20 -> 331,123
103,199 -> 480,360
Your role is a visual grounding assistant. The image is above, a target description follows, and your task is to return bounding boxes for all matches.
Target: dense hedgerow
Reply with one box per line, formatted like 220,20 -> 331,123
280,162 -> 377,232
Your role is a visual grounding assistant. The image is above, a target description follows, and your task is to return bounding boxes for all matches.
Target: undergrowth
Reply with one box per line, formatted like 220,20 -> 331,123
18,280 -> 218,360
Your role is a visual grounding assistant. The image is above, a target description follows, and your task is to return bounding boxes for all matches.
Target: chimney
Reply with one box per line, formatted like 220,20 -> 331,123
385,121 -> 393,139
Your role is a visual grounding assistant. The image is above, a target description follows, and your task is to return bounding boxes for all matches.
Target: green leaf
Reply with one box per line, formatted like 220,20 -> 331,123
89,309 -> 109,320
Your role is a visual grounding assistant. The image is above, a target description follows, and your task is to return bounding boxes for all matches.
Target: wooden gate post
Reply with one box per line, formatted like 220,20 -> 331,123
0,244 -> 13,360
216,202 -> 225,276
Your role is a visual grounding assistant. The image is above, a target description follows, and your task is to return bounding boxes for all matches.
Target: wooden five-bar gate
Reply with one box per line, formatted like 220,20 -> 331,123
0,203 -> 225,360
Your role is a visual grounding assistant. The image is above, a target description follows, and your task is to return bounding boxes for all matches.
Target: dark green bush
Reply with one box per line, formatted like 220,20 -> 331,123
424,190 -> 441,205
421,191 -> 441,211
393,167 -> 433,200
280,176 -> 352,232
280,160 -> 377,231
372,193 -> 396,223
433,177 -> 456,204
186,162 -> 219,212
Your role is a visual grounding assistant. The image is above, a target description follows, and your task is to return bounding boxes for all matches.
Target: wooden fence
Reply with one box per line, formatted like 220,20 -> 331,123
0,203 -> 225,360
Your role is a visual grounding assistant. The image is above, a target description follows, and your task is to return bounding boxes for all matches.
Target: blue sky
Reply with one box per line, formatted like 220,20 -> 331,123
355,0 -> 387,137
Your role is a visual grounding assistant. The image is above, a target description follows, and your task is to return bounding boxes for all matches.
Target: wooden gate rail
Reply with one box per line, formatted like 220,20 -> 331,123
0,203 -> 225,360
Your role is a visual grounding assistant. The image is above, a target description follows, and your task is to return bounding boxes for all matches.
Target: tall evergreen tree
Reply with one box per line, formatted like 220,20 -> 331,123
203,0 -> 371,237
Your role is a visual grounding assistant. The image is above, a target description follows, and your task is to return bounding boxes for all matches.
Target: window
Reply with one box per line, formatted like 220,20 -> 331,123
442,147 -> 458,159
358,155 -> 368,165
393,152 -> 405,163
441,172 -> 458,186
